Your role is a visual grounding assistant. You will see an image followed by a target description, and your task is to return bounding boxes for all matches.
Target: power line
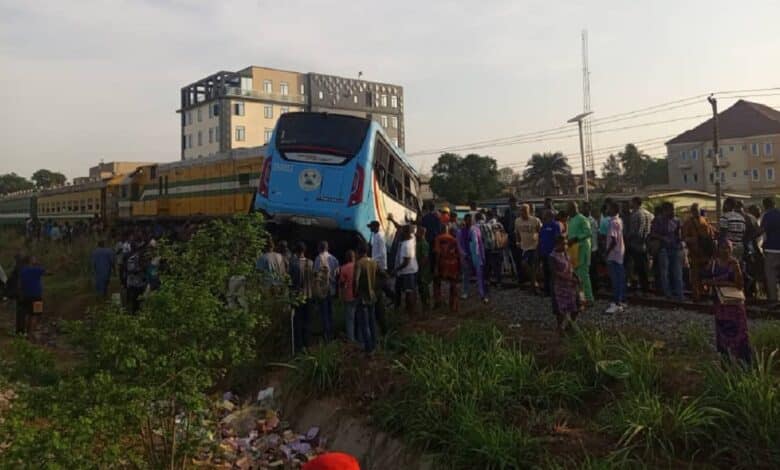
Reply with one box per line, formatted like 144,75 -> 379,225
408,88 -> 780,157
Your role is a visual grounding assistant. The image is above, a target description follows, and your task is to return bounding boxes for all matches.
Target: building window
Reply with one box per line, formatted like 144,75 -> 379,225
213,103 -> 219,116
197,108 -> 202,122
300,83 -> 305,95
752,168 -> 760,181
766,143 -> 774,156
691,149 -> 698,160
392,137 -> 399,147
768,168 -> 775,181
721,172 -> 725,182
680,151 -> 687,161
186,111 -> 192,125
752,143 -> 759,156
353,95 -> 358,104
197,131 -> 202,146
280,82 -> 289,96
694,173 -> 698,182
732,171 -> 737,178
280,106 -> 289,115
208,128 -> 213,143
380,115 -> 388,128
263,80 -> 272,93
729,145 -> 735,152
318,91 -> 324,100
208,105 -> 213,119
264,105 -> 273,119
744,170 -> 749,176
187,134 -> 193,149
709,172 -> 714,182
683,173 -> 688,183
390,116 -> 398,129
234,102 -> 245,116
235,126 -> 245,142
380,94 -> 388,107
264,128 -> 273,144
391,95 -> 398,108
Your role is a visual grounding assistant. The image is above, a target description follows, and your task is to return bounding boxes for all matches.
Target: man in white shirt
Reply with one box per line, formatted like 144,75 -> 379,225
392,224 -> 418,315
367,221 -> 387,271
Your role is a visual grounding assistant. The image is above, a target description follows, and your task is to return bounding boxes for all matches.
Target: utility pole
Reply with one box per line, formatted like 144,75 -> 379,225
568,111 -> 594,201
708,94 -> 721,220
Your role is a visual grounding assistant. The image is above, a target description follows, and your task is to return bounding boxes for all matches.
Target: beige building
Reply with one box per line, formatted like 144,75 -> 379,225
666,100 -> 780,197
179,66 -> 404,160
89,161 -> 153,180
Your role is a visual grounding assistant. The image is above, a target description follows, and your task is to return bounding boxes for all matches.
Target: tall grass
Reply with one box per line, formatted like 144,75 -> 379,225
750,322 -> 780,354
600,390 -> 723,458
290,342 -> 343,395
681,321 -> 711,353
702,349 -> 780,466
375,323 -> 587,469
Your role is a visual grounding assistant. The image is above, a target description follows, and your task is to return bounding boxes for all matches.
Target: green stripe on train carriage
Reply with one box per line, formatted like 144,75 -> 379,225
142,187 -> 256,200
141,172 -> 262,191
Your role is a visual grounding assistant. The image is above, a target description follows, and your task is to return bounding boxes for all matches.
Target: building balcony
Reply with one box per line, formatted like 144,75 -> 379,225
222,86 -> 306,104
678,161 -> 692,169
761,155 -> 776,163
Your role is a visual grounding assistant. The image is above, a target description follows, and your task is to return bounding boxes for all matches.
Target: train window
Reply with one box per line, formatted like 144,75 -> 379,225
158,177 -> 163,197
238,173 -> 250,186
164,176 -> 169,195
121,186 -> 128,198
87,199 -> 93,210
150,166 -> 157,179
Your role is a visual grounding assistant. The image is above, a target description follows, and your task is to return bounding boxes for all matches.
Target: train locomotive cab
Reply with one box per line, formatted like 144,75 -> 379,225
254,112 -> 419,250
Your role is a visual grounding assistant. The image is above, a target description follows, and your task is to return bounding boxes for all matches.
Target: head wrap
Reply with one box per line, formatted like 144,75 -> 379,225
302,452 -> 360,470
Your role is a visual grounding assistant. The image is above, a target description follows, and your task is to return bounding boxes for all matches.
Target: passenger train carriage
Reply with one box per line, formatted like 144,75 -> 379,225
253,112 -> 420,246
0,191 -> 37,225
130,147 -> 265,219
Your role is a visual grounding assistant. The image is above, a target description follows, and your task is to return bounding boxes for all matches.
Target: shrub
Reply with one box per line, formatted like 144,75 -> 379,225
681,321 -> 711,353
750,322 -> 780,354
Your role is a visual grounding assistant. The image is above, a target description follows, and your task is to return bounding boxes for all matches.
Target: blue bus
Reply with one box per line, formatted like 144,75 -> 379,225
253,112 -> 420,248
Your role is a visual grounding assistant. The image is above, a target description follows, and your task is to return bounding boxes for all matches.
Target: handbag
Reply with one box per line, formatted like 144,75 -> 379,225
716,286 -> 745,304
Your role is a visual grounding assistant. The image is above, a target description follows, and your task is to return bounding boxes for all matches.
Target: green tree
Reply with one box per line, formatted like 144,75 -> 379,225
0,214 -> 286,468
430,153 -> 503,204
617,144 -> 650,187
0,173 -> 35,194
601,154 -> 623,192
642,158 -> 669,186
31,169 -> 66,188
521,152 -> 572,196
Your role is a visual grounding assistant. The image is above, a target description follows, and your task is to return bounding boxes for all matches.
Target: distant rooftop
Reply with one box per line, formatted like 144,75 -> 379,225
667,100 -> 780,145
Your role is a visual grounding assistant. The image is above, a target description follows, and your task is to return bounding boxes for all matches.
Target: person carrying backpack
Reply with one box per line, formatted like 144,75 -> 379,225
313,241 -> 339,342
483,210 -> 508,289
125,244 -> 148,314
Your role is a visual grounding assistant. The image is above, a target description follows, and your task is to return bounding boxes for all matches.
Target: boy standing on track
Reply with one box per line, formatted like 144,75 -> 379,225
289,242 -> 314,353
604,202 -> 627,314
392,224 -> 418,315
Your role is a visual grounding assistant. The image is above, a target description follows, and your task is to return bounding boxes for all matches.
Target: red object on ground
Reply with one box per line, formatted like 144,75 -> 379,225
302,452 -> 360,470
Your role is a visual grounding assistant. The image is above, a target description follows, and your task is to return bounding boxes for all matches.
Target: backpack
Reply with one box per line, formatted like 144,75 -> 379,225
312,254 -> 331,300
491,223 -> 508,250
126,253 -> 147,288
479,223 -> 496,252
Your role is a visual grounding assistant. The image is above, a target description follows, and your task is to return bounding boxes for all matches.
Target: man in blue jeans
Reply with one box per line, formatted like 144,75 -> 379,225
604,202 -> 626,314
650,202 -> 684,300
314,241 -> 340,342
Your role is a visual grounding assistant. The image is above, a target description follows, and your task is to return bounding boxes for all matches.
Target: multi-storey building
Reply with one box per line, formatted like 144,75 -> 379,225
666,100 -> 780,196
178,66 -> 404,160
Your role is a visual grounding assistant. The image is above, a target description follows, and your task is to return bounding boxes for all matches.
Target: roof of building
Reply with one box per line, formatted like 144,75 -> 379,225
667,100 -> 780,145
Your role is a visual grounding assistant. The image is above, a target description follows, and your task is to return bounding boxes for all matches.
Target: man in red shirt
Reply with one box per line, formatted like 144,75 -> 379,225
433,226 -> 462,312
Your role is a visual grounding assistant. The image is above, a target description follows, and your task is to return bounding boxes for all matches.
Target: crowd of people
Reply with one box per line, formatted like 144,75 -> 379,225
5,194 -> 779,365
263,195 -> 780,364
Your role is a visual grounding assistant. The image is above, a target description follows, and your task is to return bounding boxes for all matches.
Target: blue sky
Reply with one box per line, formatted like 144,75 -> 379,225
1,0 -> 780,179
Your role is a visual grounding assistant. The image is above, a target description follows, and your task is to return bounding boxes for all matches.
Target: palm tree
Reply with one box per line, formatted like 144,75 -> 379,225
522,152 -> 572,196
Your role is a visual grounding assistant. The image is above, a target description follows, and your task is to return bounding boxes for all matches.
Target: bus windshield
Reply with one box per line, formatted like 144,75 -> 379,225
275,113 -> 370,159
